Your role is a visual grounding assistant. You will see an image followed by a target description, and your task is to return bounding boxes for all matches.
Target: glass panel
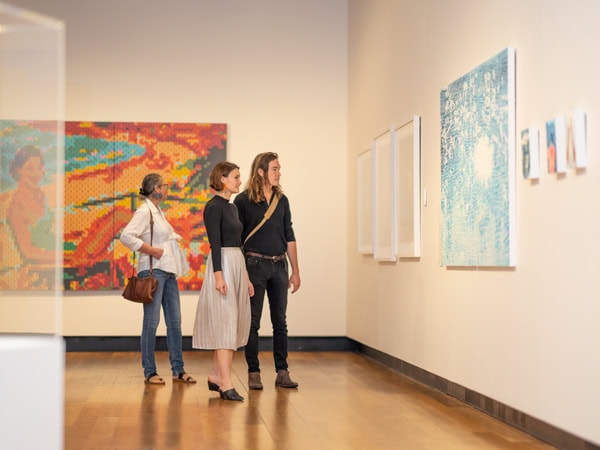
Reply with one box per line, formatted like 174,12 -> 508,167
0,3 -> 65,334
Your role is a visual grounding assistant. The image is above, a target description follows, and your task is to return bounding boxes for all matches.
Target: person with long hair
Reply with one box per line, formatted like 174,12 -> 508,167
234,152 -> 301,390
120,173 -> 195,385
192,161 -> 253,401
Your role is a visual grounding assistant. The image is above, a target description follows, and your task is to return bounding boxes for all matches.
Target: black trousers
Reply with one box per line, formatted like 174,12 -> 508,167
244,255 -> 289,372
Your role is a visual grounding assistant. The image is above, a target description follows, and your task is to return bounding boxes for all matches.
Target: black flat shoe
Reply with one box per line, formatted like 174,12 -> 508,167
219,388 -> 244,401
207,381 -> 219,392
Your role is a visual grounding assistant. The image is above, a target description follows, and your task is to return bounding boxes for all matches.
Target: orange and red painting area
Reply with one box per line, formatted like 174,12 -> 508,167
0,120 -> 226,291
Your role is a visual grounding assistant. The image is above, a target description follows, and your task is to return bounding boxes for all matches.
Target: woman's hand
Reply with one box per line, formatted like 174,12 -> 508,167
214,271 -> 227,296
248,280 -> 254,298
151,247 -> 164,259
139,242 -> 163,259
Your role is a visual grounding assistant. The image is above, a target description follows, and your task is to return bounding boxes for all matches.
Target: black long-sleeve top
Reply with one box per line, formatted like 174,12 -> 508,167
233,190 -> 296,256
204,195 -> 243,272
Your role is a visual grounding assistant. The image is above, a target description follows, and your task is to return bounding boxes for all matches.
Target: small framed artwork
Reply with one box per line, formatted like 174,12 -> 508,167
357,148 -> 373,254
394,116 -> 421,257
373,128 -> 396,261
573,110 -> 587,168
555,117 -> 567,173
521,127 -> 540,180
546,118 -> 567,174
546,119 -> 557,174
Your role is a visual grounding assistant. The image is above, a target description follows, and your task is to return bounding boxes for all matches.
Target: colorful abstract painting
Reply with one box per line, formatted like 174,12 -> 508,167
440,48 -> 516,267
0,120 -> 225,291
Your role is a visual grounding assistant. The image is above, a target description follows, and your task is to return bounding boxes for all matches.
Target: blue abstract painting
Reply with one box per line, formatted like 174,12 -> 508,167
440,48 -> 516,267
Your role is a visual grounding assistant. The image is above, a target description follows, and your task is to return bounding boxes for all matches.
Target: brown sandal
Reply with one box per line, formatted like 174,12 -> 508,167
144,373 -> 165,385
173,372 -> 196,384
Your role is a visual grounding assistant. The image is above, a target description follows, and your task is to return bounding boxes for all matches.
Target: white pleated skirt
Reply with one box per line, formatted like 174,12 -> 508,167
192,247 -> 251,350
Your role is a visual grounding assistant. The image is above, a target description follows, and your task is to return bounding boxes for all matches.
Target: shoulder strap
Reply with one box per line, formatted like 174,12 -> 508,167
244,194 -> 279,245
130,208 -> 155,275
149,209 -> 154,273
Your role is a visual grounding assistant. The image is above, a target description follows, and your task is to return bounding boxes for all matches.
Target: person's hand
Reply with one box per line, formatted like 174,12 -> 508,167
289,272 -> 301,293
215,271 -> 227,295
248,280 -> 255,298
216,280 -> 227,295
152,247 -> 164,259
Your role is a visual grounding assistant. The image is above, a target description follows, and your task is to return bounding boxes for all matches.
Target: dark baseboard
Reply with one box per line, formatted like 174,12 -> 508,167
64,335 -> 359,352
356,342 -> 600,450
63,336 -> 599,449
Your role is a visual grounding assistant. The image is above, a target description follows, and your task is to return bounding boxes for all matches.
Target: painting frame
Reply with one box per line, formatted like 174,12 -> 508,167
394,116 -> 421,258
373,127 -> 396,262
357,148 -> 373,254
440,47 -> 516,267
573,110 -> 588,169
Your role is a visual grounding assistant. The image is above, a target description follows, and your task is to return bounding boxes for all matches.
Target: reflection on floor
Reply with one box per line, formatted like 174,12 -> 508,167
65,351 -> 555,449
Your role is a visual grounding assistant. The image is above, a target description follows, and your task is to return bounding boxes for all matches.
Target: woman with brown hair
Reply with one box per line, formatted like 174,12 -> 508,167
193,161 -> 253,401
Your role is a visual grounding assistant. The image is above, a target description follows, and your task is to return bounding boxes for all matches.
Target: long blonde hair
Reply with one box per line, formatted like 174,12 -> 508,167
245,152 -> 282,203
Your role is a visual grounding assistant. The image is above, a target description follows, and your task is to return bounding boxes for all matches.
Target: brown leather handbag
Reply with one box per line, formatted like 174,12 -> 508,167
122,210 -> 158,303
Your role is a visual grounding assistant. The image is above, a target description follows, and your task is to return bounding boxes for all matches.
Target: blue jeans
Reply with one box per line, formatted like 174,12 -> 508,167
244,256 -> 289,373
139,269 -> 184,378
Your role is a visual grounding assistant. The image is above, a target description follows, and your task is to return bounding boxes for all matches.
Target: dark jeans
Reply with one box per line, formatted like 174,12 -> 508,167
244,255 -> 289,373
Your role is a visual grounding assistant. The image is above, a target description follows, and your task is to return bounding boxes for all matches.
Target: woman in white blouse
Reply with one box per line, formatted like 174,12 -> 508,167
120,173 -> 195,385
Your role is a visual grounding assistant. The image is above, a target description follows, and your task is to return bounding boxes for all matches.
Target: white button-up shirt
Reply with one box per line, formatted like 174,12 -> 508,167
120,198 -> 188,276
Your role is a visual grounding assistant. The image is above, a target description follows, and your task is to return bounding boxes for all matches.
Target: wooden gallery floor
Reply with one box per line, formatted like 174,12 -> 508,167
65,351 -> 555,450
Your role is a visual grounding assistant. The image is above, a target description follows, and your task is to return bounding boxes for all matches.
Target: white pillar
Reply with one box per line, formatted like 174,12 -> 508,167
0,335 -> 65,450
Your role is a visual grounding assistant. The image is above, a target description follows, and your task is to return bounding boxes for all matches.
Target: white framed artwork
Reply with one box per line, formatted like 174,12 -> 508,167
357,148 -> 373,254
373,128 -> 396,261
394,116 -> 421,258
573,110 -> 587,169
555,117 -> 567,173
545,118 -> 569,175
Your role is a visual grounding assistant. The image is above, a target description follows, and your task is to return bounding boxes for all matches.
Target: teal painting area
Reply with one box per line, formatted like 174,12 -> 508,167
440,48 -> 515,267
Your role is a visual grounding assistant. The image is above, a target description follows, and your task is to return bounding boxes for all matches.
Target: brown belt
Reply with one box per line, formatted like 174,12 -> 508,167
245,252 -> 286,262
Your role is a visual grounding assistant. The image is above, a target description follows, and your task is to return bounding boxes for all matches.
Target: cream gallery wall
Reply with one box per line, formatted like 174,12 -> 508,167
2,0 -> 348,339
347,0 -> 600,446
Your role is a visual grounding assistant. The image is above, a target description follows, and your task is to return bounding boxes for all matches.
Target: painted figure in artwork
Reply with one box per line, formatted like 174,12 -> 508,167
7,145 -> 56,264
0,146 -> 57,288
